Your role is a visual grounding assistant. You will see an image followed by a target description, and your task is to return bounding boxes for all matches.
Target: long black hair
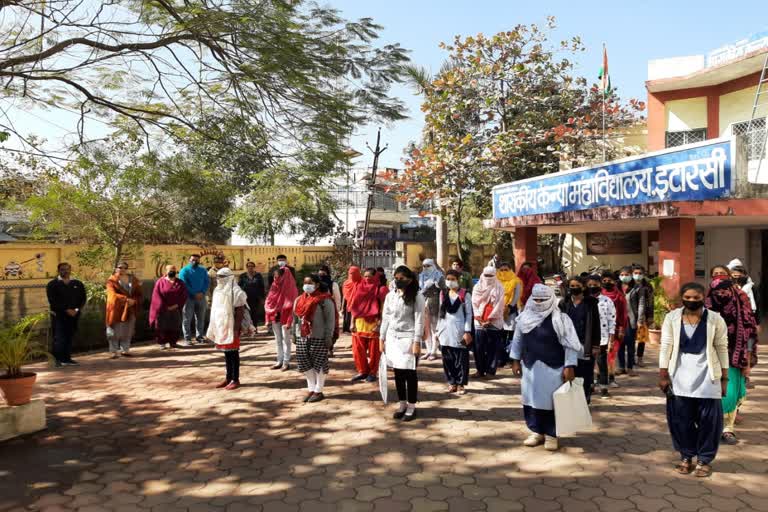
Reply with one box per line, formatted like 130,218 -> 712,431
394,265 -> 419,305
307,273 -> 329,294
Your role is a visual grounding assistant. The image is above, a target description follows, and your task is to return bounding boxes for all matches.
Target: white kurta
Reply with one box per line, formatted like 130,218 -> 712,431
381,291 -> 425,370
672,324 -> 721,399
436,293 -> 473,349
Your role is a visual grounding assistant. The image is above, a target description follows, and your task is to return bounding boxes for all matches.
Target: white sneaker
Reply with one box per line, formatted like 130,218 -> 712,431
610,381 -> 621,388
179,340 -> 193,347
544,436 -> 559,451
523,433 -> 545,447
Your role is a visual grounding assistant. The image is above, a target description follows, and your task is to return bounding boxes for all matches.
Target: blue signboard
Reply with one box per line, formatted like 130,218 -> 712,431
492,139 -> 733,220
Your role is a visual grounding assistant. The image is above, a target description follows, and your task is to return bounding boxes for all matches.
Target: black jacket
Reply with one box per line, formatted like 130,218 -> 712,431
238,272 -> 266,302
559,294 -> 601,355
46,278 -> 87,316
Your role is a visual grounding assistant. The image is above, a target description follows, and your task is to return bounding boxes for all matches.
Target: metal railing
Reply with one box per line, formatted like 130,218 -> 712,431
732,117 -> 767,160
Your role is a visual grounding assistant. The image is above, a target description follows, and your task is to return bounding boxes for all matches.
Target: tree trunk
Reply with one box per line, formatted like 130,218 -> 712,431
435,212 -> 449,271
113,242 -> 124,269
455,194 -> 464,266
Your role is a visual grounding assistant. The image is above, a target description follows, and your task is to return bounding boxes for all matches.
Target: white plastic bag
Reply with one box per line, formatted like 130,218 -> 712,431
553,377 -> 592,437
378,355 -> 389,405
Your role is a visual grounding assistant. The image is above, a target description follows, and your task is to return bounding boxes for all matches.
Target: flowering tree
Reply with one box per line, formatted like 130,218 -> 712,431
391,18 -> 644,267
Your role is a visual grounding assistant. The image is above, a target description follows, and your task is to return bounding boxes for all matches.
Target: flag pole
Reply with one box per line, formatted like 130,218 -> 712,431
602,43 -> 606,163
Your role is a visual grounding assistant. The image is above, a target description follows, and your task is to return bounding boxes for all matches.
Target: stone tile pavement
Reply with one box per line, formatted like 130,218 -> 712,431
1,335 -> 766,512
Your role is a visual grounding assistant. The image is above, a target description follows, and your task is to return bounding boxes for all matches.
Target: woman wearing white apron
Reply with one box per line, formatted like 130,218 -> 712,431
380,265 -> 425,421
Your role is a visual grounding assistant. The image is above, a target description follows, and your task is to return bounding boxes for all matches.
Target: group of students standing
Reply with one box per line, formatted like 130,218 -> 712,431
46,251 -> 759,474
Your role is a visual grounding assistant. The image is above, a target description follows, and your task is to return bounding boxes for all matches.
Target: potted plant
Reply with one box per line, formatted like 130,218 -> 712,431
648,276 -> 673,345
0,313 -> 50,406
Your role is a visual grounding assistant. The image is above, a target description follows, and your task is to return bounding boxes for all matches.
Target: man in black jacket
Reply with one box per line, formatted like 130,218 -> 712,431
46,262 -> 87,367
238,261 -> 266,334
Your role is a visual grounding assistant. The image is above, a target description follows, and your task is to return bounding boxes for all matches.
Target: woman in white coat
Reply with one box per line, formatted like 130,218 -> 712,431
380,265 -> 425,421
659,282 -> 729,478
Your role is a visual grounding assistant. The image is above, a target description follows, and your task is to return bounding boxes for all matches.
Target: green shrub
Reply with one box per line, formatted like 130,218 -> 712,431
0,313 -> 50,378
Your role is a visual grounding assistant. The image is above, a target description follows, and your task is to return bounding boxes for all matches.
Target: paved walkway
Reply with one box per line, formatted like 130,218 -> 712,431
1,335 -> 766,512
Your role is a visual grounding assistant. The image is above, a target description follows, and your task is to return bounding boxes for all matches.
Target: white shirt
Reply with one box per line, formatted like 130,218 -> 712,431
596,295 -> 616,346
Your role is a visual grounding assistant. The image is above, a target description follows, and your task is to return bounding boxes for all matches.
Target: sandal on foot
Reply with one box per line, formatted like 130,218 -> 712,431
674,459 -> 694,474
693,462 -> 712,478
721,432 -> 738,445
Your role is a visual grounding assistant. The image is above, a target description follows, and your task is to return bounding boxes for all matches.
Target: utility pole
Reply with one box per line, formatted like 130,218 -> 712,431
361,128 -> 387,249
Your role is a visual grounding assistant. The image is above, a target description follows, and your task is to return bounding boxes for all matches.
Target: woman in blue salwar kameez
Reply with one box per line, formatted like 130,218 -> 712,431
511,284 -> 583,451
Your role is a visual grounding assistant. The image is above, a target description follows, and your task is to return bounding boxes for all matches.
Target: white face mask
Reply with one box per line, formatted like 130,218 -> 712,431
446,280 -> 459,290
278,260 -> 287,268
303,284 -> 315,294
632,274 -> 643,281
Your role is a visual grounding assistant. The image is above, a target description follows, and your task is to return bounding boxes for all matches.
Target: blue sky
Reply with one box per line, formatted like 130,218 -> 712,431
332,0 -> 767,169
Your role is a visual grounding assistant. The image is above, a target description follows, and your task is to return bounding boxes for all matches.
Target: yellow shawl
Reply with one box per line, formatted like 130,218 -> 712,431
496,270 -> 522,309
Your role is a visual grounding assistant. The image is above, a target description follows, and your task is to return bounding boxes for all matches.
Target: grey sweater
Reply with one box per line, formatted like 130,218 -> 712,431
292,296 -> 336,341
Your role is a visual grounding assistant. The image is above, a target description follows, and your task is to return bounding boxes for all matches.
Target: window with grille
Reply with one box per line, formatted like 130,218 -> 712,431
665,128 -> 707,148
732,118 -> 767,160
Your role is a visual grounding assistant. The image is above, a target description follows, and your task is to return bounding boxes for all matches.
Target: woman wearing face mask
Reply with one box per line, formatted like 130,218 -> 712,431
496,262 -> 523,369
380,266 -> 425,421
348,268 -> 389,383
150,265 -> 188,350
559,277 -> 601,404
341,266 -> 362,333
265,266 -> 299,371
601,271 -> 628,389
659,282 -> 729,477
630,266 -> 654,367
105,261 -> 143,359
705,265 -> 757,445
471,266 -> 506,378
617,265 -> 651,376
511,284 -> 583,451
419,258 -> 447,361
207,267 -> 248,390
436,270 -> 474,394
727,262 -> 758,317
293,275 -> 337,403
517,264 -> 542,310
318,265 -> 342,356
586,275 -> 616,398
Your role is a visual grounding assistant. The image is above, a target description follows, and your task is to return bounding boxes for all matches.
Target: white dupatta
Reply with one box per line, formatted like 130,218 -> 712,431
207,268 -> 248,345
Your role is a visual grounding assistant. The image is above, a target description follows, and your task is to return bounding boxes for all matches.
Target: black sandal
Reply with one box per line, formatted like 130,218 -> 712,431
694,462 -> 712,478
675,459 -> 694,474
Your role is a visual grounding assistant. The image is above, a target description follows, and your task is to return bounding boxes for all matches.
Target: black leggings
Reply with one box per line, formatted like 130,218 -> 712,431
637,341 -> 646,358
394,368 -> 418,403
225,351 -> 240,382
597,346 -> 609,386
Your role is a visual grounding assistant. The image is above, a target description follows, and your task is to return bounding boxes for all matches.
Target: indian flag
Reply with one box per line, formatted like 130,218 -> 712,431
598,45 -> 611,95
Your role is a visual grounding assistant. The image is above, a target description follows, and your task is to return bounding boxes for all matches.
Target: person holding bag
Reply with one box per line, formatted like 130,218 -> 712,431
293,274 -> 337,403
436,270 -> 473,395
659,282 -> 729,478
510,284 -> 583,451
471,266 -> 506,378
380,266 -> 425,421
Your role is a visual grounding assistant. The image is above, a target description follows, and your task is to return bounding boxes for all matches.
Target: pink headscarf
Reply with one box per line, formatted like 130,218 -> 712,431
265,268 -> 299,326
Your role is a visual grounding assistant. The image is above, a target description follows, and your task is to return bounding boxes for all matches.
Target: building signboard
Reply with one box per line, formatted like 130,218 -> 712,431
707,30 -> 768,68
492,139 -> 733,220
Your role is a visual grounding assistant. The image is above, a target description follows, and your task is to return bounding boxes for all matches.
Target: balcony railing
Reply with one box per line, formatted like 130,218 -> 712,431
732,118 -> 767,160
